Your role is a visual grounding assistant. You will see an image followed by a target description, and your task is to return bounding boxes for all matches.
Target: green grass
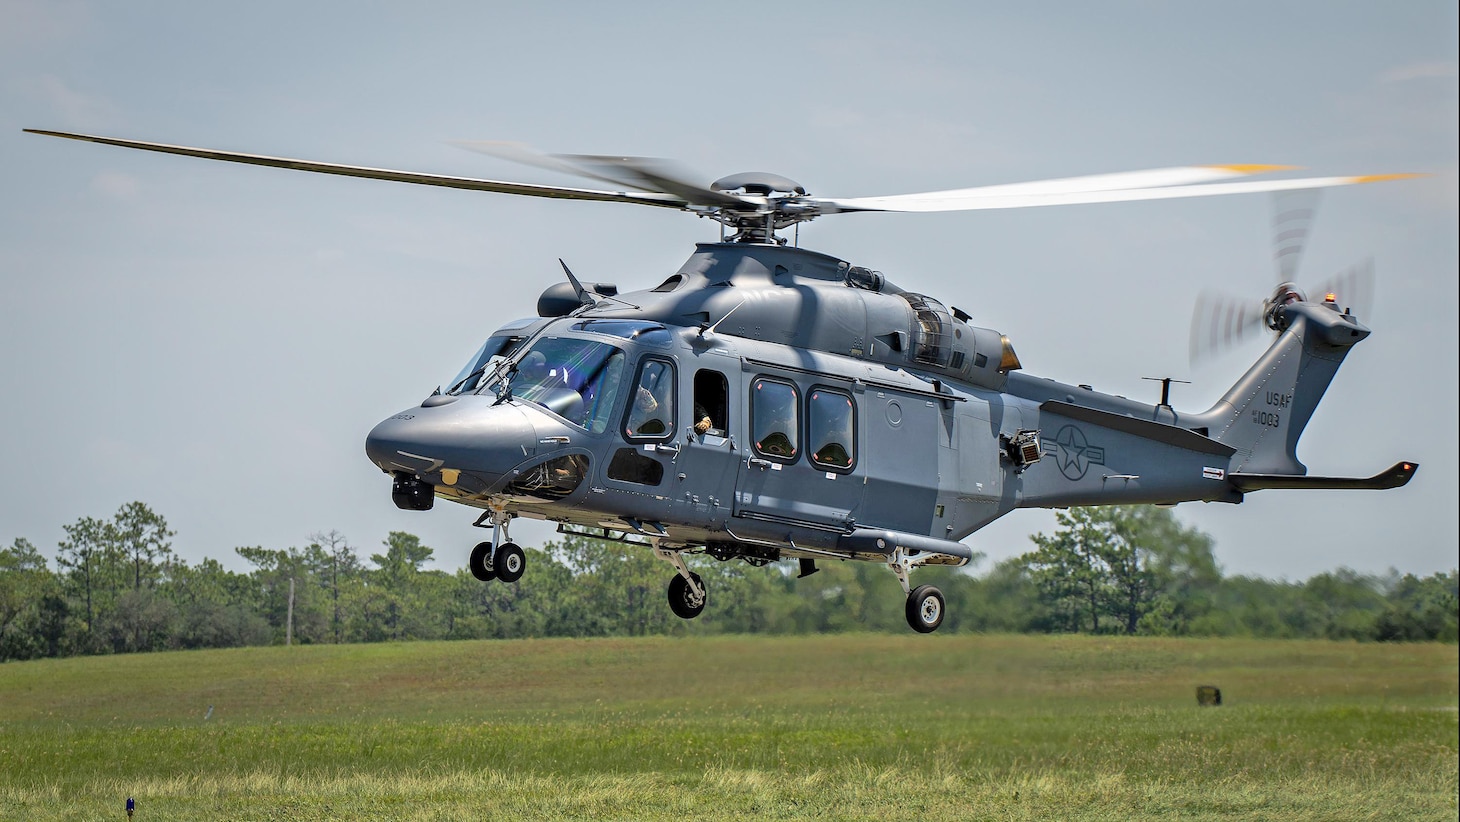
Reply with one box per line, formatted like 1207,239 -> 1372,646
1,635 -> 1455,820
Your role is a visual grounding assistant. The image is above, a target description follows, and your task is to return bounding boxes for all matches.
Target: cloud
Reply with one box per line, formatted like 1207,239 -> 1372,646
1380,61 -> 1459,84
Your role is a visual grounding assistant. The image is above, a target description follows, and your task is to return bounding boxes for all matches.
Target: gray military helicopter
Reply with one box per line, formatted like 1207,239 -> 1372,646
25,129 -> 1420,632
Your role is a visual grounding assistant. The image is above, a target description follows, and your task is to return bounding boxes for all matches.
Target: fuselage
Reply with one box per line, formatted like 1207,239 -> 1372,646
366,242 -> 1252,562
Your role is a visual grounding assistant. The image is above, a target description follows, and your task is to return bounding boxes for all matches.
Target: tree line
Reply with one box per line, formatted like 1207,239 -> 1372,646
1,501 -> 1454,661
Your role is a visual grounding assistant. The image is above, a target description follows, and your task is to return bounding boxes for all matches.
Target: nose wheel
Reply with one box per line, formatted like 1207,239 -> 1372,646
469,540 -> 526,583
469,507 -> 526,584
469,541 -> 497,581
494,542 -> 525,583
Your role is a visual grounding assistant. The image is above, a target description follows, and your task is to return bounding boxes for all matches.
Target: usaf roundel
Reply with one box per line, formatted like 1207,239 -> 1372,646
1043,425 -> 1106,481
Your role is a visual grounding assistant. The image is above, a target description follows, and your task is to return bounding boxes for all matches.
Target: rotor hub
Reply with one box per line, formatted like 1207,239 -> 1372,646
710,172 -> 806,197
705,172 -> 817,243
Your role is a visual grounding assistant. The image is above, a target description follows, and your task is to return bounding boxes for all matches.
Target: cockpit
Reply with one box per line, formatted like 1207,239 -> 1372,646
503,338 -> 626,432
445,319 -> 673,435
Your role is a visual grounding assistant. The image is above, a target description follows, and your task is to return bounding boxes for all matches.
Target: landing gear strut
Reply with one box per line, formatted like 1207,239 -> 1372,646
887,546 -> 946,633
470,506 -> 525,584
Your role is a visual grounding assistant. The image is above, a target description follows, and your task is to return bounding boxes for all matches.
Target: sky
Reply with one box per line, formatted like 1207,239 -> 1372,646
2,1 -> 1455,581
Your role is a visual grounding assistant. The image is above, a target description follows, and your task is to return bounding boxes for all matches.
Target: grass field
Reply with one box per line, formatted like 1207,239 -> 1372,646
0,634 -> 1455,820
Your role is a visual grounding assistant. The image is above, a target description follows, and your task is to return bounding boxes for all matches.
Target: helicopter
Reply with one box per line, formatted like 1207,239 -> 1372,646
24,129 -> 1420,632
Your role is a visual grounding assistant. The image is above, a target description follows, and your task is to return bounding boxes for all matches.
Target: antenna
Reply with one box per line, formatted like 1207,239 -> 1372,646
699,298 -> 748,338
558,258 -> 595,307
1142,376 -> 1190,408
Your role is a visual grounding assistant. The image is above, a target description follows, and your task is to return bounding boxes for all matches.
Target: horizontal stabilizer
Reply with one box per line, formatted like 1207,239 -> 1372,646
1228,461 -> 1417,492
1041,400 -> 1237,456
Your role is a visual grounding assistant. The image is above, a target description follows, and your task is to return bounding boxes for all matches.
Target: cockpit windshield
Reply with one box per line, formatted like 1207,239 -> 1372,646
501,337 -> 626,433
446,321 -> 539,396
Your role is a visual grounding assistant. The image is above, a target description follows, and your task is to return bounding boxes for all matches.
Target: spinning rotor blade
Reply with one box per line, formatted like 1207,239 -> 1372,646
452,141 -> 755,209
24,130 -> 689,209
818,172 -> 1419,214
1311,258 -> 1376,319
1190,292 -> 1265,364
1272,189 -> 1322,282
450,140 -> 655,191
28,129 -> 1418,230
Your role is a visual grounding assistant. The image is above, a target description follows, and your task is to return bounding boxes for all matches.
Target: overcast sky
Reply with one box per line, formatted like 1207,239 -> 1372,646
2,1 -> 1455,581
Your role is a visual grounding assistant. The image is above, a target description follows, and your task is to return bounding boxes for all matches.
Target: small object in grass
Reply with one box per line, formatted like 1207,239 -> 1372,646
204,704 -> 213,721
126,797 -> 135,818
1197,685 -> 1222,706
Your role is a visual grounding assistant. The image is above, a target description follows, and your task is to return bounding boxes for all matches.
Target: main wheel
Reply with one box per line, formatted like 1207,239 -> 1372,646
469,541 -> 496,582
906,584 -> 945,633
494,542 -> 526,583
667,572 -> 706,619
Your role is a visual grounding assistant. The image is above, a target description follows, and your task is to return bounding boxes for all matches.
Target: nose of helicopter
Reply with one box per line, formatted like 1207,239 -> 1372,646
364,398 -> 540,491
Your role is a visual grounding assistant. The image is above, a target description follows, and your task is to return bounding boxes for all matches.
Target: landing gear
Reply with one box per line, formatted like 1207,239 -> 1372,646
886,546 -> 948,633
653,542 -> 706,620
668,571 -> 706,619
469,506 -> 525,584
469,541 -> 496,582
905,584 -> 945,633
494,542 -> 525,583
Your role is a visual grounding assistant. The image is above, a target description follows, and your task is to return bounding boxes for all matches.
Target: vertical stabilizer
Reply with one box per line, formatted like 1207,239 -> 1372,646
1193,300 -> 1370,474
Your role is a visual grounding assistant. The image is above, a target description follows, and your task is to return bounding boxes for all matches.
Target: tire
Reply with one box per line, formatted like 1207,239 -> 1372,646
667,572 -> 706,619
469,541 -> 496,582
906,584 -> 945,633
494,542 -> 526,583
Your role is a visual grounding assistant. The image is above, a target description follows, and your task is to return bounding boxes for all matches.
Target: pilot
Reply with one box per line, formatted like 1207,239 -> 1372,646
516,350 -> 549,384
631,387 -> 661,435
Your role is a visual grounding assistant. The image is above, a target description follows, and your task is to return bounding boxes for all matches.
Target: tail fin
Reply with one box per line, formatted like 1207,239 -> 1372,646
1193,300 -> 1370,474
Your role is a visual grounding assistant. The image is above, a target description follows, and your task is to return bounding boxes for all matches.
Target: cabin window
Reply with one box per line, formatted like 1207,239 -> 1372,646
693,370 -> 728,437
624,358 -> 675,440
750,378 -> 799,461
807,388 -> 856,472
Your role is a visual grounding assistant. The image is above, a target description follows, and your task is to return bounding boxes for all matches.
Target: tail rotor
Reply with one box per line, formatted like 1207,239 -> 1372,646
1189,190 -> 1374,364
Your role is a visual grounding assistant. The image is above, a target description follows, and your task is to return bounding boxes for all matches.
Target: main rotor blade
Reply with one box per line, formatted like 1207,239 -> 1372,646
452,141 -> 754,209
450,140 -> 659,191
24,129 -> 689,209
819,173 -> 1419,214
556,154 -> 756,209
832,164 -> 1296,205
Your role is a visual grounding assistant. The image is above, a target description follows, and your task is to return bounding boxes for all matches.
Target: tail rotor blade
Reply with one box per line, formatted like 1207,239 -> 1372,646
1191,292 -> 1265,364
1311,258 -> 1377,319
1272,189 -> 1322,283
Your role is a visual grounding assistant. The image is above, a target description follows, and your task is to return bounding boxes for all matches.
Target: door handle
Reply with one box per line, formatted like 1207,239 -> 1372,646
748,457 -> 772,470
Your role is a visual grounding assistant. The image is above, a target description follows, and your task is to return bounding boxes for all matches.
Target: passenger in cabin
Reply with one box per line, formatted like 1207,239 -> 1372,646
809,390 -> 854,469
693,402 -> 712,436
754,383 -> 798,458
